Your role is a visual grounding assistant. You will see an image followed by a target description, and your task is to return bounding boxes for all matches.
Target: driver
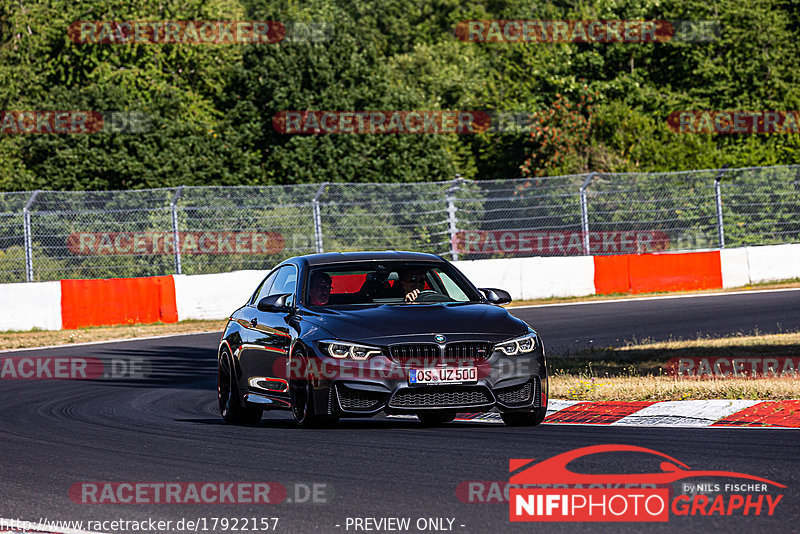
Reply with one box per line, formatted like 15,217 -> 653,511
308,272 -> 332,305
397,268 -> 427,302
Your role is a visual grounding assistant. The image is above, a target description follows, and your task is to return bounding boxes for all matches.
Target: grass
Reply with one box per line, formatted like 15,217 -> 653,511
549,331 -> 800,401
552,375 -> 800,402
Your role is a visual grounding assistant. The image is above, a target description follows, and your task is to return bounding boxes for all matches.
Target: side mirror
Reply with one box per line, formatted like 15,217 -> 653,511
479,288 -> 512,305
257,293 -> 292,312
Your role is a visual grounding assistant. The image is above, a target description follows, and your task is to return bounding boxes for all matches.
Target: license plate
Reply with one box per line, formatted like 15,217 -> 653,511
409,367 -> 477,385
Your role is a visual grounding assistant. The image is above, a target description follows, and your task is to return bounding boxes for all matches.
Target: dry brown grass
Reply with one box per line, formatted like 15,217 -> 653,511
550,331 -> 800,401
615,331 -> 800,351
0,320 -> 226,351
551,375 -> 800,401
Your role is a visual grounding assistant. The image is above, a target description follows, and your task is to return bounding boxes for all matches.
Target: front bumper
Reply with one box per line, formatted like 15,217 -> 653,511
305,342 -> 547,417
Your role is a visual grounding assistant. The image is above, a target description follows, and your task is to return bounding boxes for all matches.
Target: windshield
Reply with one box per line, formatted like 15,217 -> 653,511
304,261 -> 481,306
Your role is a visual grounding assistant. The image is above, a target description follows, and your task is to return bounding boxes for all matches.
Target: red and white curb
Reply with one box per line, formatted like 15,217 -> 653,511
402,399 -> 800,428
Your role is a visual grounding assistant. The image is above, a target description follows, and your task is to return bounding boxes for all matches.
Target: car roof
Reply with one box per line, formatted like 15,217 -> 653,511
291,250 -> 447,267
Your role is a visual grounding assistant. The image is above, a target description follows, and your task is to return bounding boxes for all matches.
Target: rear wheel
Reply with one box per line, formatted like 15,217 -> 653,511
417,411 -> 457,426
218,350 -> 262,424
500,407 -> 547,427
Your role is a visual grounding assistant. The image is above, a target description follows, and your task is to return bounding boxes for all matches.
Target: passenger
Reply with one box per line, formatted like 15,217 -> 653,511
308,272 -> 332,305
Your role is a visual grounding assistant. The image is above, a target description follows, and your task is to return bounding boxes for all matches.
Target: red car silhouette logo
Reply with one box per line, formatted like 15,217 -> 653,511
510,444 -> 785,487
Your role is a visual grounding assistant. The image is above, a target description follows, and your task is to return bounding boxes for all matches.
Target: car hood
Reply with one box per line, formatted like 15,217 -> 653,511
299,302 -> 531,343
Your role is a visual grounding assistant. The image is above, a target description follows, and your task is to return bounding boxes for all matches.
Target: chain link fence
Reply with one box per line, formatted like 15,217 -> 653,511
2,165 -> 799,283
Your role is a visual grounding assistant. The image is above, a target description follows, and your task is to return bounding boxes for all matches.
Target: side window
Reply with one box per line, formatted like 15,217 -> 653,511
269,265 -> 298,307
251,269 -> 279,305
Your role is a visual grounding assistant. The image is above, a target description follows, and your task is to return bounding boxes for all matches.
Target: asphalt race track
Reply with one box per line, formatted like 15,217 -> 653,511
514,288 -> 800,354
1,289 -> 799,534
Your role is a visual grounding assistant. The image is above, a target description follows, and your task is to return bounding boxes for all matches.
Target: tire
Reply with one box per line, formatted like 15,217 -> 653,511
417,411 -> 457,426
218,350 -> 262,424
289,351 -> 338,428
501,407 -> 547,427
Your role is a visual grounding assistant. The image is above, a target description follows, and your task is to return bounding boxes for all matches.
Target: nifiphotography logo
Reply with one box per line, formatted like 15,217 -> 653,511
509,444 -> 785,522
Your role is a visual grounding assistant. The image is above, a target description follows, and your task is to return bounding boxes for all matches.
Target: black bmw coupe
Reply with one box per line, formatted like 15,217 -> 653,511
217,251 -> 548,427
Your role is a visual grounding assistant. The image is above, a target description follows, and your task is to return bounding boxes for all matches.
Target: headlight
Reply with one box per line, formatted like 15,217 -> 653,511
495,333 -> 537,355
318,340 -> 382,360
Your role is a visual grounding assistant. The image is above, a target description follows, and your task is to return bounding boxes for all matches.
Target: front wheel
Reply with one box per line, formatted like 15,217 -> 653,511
501,407 -> 547,427
218,351 -> 262,424
289,352 -> 338,428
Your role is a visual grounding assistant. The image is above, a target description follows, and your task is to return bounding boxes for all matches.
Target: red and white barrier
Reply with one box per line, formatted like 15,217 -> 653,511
60,276 -> 177,329
453,256 -> 595,299
0,281 -> 61,331
173,270 -> 269,321
744,243 -> 800,283
720,248 -> 750,288
1,243 -> 799,331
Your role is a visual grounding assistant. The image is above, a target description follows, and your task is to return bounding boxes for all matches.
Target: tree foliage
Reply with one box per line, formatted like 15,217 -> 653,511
1,0 -> 800,190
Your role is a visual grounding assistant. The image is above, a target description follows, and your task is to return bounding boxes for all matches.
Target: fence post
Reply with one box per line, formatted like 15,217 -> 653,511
446,175 -> 462,261
714,165 -> 729,249
313,182 -> 328,254
579,172 -> 596,255
23,190 -> 41,282
170,186 -> 184,274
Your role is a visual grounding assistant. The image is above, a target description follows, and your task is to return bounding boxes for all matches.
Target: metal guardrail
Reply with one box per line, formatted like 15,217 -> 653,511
1,165 -> 799,283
